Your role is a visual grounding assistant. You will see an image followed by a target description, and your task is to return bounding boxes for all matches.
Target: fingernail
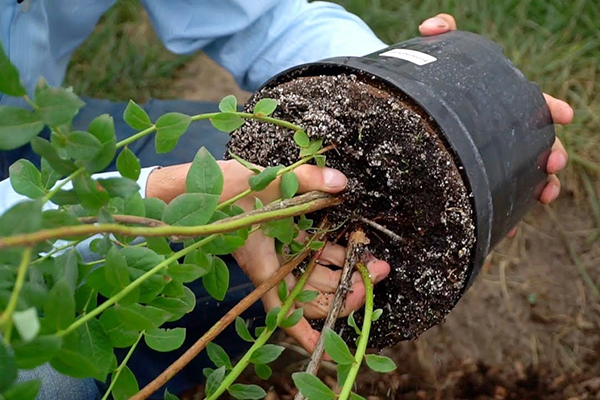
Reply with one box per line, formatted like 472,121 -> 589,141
420,17 -> 448,30
556,153 -> 568,170
548,183 -> 560,201
323,168 -> 347,189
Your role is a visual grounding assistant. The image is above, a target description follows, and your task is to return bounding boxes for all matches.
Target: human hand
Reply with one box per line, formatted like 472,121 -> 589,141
222,161 -> 391,352
418,13 -> 573,236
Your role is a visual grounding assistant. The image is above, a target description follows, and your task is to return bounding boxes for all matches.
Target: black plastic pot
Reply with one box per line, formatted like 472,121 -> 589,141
260,31 -> 555,288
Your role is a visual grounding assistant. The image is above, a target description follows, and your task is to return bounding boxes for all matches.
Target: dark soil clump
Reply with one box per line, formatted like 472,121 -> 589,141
227,74 -> 476,348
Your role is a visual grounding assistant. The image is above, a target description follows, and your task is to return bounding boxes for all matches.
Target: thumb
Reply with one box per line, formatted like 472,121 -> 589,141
294,165 -> 347,194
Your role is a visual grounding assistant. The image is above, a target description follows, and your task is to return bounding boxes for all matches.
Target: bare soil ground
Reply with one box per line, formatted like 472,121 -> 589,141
176,60 -> 600,400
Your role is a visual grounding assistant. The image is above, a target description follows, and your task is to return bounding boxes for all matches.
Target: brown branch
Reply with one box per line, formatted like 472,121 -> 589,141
295,229 -> 369,400
353,215 -> 405,243
0,191 -> 341,249
79,214 -> 168,227
132,249 -> 311,400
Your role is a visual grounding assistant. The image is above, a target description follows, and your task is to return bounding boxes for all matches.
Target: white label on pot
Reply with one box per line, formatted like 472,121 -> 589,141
379,49 -> 437,66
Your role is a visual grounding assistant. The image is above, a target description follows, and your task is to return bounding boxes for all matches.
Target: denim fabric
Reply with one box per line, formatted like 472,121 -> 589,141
8,99 -> 266,399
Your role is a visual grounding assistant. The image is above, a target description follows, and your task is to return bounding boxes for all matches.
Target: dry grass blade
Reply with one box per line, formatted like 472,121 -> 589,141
544,205 -> 599,297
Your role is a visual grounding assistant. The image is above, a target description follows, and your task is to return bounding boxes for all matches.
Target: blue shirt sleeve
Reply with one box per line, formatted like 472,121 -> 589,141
141,0 -> 386,91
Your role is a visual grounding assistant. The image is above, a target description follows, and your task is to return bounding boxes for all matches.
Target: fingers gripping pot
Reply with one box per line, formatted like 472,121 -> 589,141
227,31 -> 555,347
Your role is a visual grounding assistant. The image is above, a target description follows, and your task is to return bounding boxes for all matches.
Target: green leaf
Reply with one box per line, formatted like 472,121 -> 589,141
112,366 -> 139,400
277,280 -> 288,302
309,241 -> 325,250
116,147 -> 141,181
143,197 -> 166,220
262,217 -> 294,244
254,327 -> 266,338
149,292 -> 193,319
349,393 -> 367,400
228,384 -> 267,400
0,200 -> 41,237
35,86 -> 85,126
105,247 -> 130,291
146,237 -> 172,255
164,388 -> 180,400
72,174 -> 109,210
347,311 -> 361,335
9,159 -> 45,199
0,107 -> 44,150
206,342 -> 232,369
265,307 -> 280,331
365,354 -> 397,373
296,290 -> 319,303
41,159 -> 61,190
53,248 -> 79,292
13,335 -> 62,369
54,187 -> 77,210
120,248 -> 167,303
0,42 -> 26,96
248,166 -> 281,191
234,317 -> 255,343
249,344 -> 284,365
144,328 -> 186,352
86,114 -> 117,173
228,152 -> 260,174
162,193 -> 219,226
299,139 -> 323,158
210,112 -> 244,132
186,147 -> 223,196
323,328 -> 355,365
43,280 -> 75,332
218,95 -> 237,112
51,319 -> 113,382
280,308 -> 303,328
314,155 -> 326,168
372,309 -> 383,322
98,177 -> 140,199
280,172 -> 298,199
337,363 -> 352,386
205,366 -> 226,397
167,262 -> 209,283
254,363 -> 272,380
30,137 -> 77,175
1,379 -> 41,400
12,307 -> 40,342
41,209 -> 81,232
98,307 -> 139,348
297,215 -> 313,231
123,100 -> 152,130
0,341 -> 17,392
64,131 -> 102,161
202,256 -> 229,301
155,112 -> 191,153
202,367 -> 215,379
253,98 -> 278,116
292,372 -> 336,400
293,130 -> 310,148
114,304 -> 172,331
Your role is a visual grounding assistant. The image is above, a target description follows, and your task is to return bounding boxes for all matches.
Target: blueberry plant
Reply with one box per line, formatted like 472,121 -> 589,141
0,43 -> 396,400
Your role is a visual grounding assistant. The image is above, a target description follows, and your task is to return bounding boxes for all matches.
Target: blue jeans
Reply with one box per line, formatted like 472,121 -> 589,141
9,99 -> 266,399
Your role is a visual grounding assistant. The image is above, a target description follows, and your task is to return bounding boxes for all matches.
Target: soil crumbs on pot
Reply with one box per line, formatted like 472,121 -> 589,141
227,74 -> 476,347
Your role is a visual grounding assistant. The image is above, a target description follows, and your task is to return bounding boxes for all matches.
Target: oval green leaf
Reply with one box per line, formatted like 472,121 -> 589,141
144,328 -> 186,352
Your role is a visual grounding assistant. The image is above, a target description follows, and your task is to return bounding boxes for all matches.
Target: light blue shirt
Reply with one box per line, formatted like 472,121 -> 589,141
0,0 -> 385,252
1,0 -> 386,106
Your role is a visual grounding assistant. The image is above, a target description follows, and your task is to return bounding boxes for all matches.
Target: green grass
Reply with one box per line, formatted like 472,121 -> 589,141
66,0 -> 599,188
64,0 -> 190,103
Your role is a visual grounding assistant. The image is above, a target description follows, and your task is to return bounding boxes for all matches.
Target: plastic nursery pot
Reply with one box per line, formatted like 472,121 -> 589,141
260,30 -> 555,289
